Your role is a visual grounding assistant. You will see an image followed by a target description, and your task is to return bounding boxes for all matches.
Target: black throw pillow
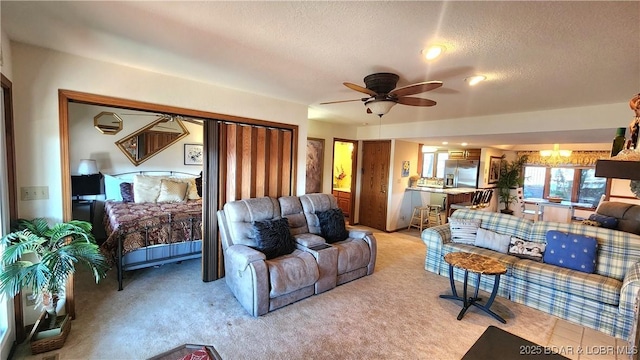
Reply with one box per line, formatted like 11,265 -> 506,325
195,172 -> 203,197
316,208 -> 349,243
119,182 -> 134,203
251,218 -> 296,260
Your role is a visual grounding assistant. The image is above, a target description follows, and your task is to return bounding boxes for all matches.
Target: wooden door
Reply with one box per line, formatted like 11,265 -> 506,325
359,140 -> 390,231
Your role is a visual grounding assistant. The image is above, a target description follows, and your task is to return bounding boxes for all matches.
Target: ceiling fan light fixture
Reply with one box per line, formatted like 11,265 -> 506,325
365,99 -> 396,117
465,75 -> 486,86
422,45 -> 445,60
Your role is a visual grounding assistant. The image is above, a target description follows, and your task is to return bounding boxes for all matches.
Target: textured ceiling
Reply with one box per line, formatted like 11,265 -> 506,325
2,1 -> 639,148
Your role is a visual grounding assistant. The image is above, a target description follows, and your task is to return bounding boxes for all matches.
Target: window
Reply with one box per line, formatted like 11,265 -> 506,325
522,165 -> 605,208
421,151 -> 448,178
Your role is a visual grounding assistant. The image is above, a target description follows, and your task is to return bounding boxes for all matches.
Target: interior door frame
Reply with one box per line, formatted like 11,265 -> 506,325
58,90 -> 226,317
332,138 -> 358,223
2,74 -> 23,343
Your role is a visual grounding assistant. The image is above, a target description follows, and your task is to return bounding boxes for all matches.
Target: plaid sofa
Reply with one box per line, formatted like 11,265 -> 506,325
422,209 -> 640,342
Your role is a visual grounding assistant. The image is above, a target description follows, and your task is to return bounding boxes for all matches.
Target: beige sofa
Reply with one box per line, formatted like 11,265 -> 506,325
217,194 -> 376,316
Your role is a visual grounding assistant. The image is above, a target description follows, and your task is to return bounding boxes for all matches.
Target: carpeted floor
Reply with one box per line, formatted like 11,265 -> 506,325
13,229 -> 562,359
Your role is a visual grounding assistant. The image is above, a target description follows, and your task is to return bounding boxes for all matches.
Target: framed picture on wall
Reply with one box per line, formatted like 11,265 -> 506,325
184,144 -> 203,165
489,156 -> 501,184
305,138 -> 324,193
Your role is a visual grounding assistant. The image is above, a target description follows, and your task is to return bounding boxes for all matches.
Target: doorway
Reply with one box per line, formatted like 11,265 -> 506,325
359,140 -> 390,231
332,139 -> 357,224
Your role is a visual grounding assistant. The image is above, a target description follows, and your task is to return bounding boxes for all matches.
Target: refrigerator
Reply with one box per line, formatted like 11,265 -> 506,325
444,160 -> 480,188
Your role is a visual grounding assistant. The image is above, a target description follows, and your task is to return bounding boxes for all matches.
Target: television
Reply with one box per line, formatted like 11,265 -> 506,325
71,174 -> 102,197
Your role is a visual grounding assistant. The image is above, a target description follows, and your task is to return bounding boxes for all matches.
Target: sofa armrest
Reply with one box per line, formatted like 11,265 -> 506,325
421,224 -> 451,274
225,244 -> 266,272
293,233 -> 326,248
347,227 -> 373,238
224,244 -> 269,316
620,262 -> 640,315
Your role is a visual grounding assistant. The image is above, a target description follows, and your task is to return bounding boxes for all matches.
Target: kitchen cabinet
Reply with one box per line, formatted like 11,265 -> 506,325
333,190 -> 351,217
448,149 -> 481,160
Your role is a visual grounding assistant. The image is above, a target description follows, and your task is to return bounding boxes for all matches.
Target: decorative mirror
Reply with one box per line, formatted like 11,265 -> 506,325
116,117 -> 190,166
94,111 -> 123,135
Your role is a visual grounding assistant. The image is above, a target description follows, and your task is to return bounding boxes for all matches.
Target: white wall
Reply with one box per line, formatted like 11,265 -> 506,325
11,42 -> 309,222
356,103 -> 629,141
68,103 -> 204,175
388,139 -> 419,231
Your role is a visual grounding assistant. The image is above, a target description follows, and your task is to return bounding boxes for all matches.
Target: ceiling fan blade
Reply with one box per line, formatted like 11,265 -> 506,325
389,81 -> 443,97
343,82 -> 378,96
396,97 -> 437,107
319,98 -> 367,105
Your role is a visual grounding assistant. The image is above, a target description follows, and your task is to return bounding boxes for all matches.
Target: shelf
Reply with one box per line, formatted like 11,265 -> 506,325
594,159 -> 640,180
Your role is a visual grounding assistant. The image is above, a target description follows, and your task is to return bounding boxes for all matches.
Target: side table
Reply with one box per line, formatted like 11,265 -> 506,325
439,252 -> 507,323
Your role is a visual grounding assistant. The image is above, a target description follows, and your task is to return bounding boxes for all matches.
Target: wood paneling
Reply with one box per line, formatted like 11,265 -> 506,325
219,123 -> 294,204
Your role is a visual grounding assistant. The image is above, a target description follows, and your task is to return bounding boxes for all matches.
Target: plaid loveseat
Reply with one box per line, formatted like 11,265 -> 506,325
422,209 -> 640,342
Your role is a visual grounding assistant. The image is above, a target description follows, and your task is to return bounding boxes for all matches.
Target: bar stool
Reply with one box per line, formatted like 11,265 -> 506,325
408,206 -> 430,231
427,204 -> 443,226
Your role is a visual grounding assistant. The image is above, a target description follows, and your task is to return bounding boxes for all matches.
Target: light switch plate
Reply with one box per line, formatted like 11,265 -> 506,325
20,186 -> 49,201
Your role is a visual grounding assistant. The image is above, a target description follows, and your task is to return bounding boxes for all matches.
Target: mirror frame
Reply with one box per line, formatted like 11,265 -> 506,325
115,117 -> 190,166
93,111 -> 123,135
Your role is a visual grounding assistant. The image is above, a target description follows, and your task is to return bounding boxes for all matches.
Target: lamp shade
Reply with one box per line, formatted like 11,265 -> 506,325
365,100 -> 396,116
78,159 -> 99,175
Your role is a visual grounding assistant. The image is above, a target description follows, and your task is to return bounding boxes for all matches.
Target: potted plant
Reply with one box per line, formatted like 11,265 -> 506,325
0,218 -> 108,351
495,154 -> 529,214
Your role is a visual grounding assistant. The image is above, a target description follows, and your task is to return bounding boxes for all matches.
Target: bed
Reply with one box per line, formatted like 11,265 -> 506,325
100,171 -> 203,290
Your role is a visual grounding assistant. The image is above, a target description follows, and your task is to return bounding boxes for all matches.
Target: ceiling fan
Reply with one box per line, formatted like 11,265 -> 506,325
320,72 -> 443,117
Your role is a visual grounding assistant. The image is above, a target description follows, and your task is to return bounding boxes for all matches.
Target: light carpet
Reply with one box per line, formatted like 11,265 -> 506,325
13,229 -> 559,359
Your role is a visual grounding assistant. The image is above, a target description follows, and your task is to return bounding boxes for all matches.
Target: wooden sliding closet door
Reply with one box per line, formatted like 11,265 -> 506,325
219,123 -> 294,204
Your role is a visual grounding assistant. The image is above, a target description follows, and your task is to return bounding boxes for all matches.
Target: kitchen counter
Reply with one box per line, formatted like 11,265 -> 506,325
406,186 -> 477,195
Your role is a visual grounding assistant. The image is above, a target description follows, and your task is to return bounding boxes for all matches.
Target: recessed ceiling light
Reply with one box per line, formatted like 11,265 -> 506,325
465,75 -> 486,86
422,45 -> 445,60
461,142 -> 468,146
442,141 -> 449,145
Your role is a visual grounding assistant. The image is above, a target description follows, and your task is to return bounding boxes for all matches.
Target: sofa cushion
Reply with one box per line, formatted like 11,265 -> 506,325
448,218 -> 481,245
223,197 -> 282,248
278,196 -> 310,236
451,209 -> 532,241
511,259 -> 621,306
475,228 -> 511,253
544,230 -> 597,273
588,214 -> 618,229
317,208 -> 349,243
507,237 -> 545,262
265,249 -> 319,298
251,218 -> 296,260
331,238 -> 371,275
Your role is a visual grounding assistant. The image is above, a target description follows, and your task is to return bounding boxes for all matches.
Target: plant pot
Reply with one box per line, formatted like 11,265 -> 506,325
500,209 -> 514,215
29,312 -> 71,354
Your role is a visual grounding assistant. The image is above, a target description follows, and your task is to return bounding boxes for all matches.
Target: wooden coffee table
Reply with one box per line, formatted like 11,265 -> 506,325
440,252 -> 507,323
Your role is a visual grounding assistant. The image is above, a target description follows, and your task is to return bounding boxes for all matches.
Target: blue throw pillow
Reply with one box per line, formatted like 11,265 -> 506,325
543,230 -> 598,273
588,214 -> 618,229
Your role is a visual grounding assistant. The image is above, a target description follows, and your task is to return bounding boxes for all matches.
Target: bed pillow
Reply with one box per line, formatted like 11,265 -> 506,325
104,174 -> 127,201
543,230 -> 597,273
119,182 -> 134,203
157,179 -> 189,203
133,175 -> 162,203
508,237 -> 545,262
448,218 -> 481,245
475,228 -> 511,253
171,177 -> 200,200
195,172 -> 203,197
316,208 -> 349,243
588,214 -> 618,229
251,218 -> 296,259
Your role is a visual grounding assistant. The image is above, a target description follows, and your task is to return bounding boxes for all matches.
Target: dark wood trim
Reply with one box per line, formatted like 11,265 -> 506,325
202,121 -> 220,281
2,73 -> 25,343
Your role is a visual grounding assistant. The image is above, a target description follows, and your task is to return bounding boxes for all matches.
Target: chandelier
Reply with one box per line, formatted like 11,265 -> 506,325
540,144 -> 572,158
